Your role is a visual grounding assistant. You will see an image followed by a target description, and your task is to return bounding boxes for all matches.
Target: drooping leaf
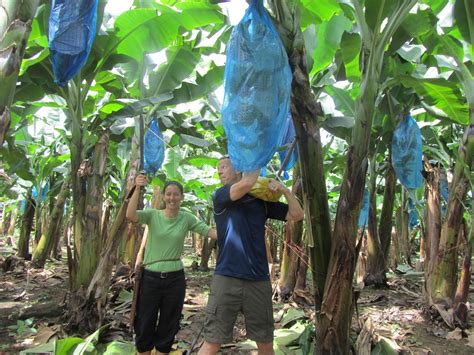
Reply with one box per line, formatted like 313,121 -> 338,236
389,10 -> 437,54
322,116 -> 355,141
325,86 -> 356,117
397,44 -> 425,62
163,148 -> 183,180
310,14 -> 352,75
302,25 -> 317,71
107,7 -> 223,63
0,144 -> 34,181
399,76 -> 468,124
106,94 -> 173,120
14,81 -> 46,103
179,134 -> 211,148
143,46 -> 201,98
300,0 -> 341,23
20,48 -> 50,76
27,11 -> 49,48
453,0 -> 474,47
364,0 -> 400,33
182,155 -> 219,168
165,64 -> 224,106
39,156 -> 66,180
422,32 -> 465,60
340,32 -> 361,81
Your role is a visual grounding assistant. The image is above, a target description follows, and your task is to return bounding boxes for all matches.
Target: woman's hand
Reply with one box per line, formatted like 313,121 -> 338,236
127,174 -> 148,223
208,228 -> 218,240
135,174 -> 148,187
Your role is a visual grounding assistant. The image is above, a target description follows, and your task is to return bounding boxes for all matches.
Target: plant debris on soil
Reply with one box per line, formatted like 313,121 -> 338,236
1,244 -> 473,354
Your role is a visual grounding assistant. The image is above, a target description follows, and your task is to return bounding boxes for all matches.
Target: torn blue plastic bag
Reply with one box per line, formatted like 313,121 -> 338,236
408,198 -> 419,230
49,0 -> 99,86
440,170 -> 449,203
222,0 -> 292,172
358,189 -> 369,228
392,115 -> 423,189
440,170 -> 449,216
144,119 -> 165,175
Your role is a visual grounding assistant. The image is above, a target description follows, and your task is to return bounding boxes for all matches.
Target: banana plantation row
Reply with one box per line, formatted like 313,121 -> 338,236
0,0 -> 472,353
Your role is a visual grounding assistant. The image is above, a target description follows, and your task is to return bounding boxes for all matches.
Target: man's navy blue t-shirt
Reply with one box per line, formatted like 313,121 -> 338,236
213,184 -> 288,281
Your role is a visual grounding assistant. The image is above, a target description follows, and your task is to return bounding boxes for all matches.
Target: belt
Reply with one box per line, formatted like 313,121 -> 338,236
143,268 -> 184,279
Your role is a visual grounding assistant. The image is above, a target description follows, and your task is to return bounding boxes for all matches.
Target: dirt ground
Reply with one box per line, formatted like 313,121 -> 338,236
1,247 -> 473,354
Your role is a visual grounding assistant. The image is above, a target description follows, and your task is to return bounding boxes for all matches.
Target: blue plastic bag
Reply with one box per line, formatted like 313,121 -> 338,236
440,171 -> 449,203
440,170 -> 449,217
278,113 -> 298,179
358,189 -> 369,228
49,0 -> 98,86
392,115 -> 423,189
144,119 -> 165,175
222,0 -> 292,172
32,185 -> 48,202
408,197 -> 419,230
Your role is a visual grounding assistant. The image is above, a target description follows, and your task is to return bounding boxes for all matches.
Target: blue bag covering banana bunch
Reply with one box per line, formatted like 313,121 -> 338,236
392,115 -> 423,189
222,0 -> 292,172
48,0 -> 98,86
144,119 -> 165,175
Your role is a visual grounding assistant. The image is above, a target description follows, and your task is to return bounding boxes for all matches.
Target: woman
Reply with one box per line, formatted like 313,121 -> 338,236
126,174 -> 216,355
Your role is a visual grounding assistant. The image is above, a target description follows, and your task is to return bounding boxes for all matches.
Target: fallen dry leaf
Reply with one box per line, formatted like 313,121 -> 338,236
355,317 -> 373,355
433,303 -> 455,329
33,326 -> 59,344
358,294 -> 387,304
466,331 -> 474,348
446,327 -> 463,341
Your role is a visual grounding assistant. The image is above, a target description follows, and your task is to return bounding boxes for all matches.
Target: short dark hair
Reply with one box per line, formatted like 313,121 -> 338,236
163,181 -> 184,195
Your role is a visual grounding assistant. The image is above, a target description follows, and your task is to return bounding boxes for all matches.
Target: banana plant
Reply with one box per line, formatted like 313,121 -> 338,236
375,0 -> 473,326
318,1 -> 417,351
399,0 -> 474,326
269,0 -> 417,351
267,0 -> 334,315
0,0 -> 41,145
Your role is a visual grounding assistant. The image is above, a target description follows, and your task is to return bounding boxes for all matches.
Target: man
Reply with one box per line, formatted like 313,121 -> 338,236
198,157 -> 304,355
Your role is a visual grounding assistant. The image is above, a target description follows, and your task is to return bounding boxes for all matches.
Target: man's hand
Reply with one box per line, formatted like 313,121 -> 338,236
268,178 -> 304,222
229,169 -> 260,201
268,179 -> 289,194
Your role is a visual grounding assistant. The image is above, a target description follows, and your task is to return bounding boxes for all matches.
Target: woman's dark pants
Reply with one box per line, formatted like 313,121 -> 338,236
134,269 -> 186,353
